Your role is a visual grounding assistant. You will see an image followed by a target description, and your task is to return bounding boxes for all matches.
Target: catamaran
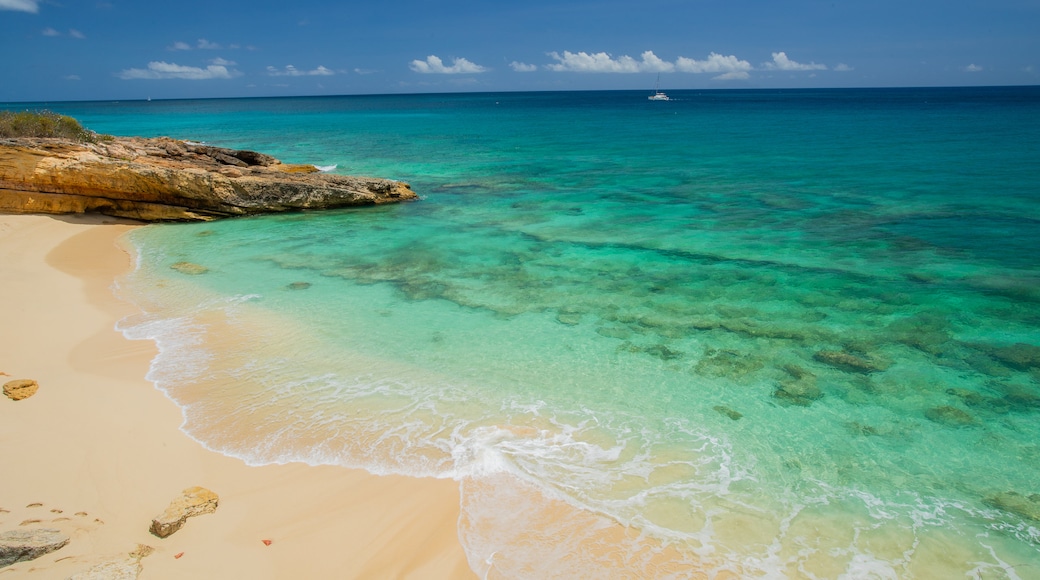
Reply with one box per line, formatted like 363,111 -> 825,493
648,75 -> 670,101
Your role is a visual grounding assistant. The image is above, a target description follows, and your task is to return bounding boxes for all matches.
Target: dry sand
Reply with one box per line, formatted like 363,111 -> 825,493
0,214 -> 474,579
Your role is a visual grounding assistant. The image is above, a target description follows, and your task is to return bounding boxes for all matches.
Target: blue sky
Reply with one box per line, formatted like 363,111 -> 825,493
2,0 -> 1038,102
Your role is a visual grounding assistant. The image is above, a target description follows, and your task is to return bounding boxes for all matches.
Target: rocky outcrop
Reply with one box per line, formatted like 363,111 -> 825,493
149,486 -> 218,538
0,528 -> 70,567
0,136 -> 417,222
3,379 -> 38,401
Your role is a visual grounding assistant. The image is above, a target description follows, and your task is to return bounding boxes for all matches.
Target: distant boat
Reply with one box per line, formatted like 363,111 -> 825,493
648,75 -> 670,101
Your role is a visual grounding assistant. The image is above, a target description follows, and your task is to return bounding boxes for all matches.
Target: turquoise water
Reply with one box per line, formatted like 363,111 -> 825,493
15,88 -> 1040,577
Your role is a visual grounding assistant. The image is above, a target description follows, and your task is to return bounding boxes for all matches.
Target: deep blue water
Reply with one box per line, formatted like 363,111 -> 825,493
8,87 -> 1040,578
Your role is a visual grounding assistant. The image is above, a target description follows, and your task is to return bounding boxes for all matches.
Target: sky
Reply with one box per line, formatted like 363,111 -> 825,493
2,0 -> 1038,102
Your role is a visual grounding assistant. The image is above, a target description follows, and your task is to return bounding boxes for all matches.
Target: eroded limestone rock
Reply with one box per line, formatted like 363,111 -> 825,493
149,487 -> 219,538
0,136 -> 417,222
0,528 -> 70,567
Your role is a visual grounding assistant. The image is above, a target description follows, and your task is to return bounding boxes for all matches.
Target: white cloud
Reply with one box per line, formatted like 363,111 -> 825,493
510,61 -> 538,72
0,0 -> 38,13
765,51 -> 827,71
266,65 -> 335,77
169,41 -> 192,51
546,50 -> 753,79
965,63 -> 983,72
69,29 -> 85,39
196,38 -> 221,50
42,27 -> 60,36
675,52 -> 751,75
546,50 -> 673,73
834,63 -> 853,72
210,57 -> 236,66
64,75 -> 81,81
118,61 -> 239,80
410,55 -> 487,74
714,71 -> 751,80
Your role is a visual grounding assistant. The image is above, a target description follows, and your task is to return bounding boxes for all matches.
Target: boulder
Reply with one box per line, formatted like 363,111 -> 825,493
0,136 -> 417,222
149,486 -> 219,538
0,528 -> 70,567
3,379 -> 38,401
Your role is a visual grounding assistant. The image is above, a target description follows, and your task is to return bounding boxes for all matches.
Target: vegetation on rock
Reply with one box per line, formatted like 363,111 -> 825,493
0,110 -> 105,143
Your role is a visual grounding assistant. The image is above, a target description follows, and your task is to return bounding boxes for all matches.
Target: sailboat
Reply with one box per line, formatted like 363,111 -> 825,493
648,74 -> 670,101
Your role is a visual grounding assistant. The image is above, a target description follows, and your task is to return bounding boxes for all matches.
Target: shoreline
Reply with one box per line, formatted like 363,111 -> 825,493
0,214 -> 473,578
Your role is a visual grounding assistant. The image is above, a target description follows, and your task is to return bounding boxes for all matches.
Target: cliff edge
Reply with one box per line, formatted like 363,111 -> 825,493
0,136 -> 416,222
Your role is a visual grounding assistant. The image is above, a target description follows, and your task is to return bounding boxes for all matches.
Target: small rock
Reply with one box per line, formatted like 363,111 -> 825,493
149,486 -> 219,538
129,544 -> 155,559
170,262 -> 208,275
3,379 -> 39,401
286,281 -> 312,291
261,539 -> 272,546
0,528 -> 70,567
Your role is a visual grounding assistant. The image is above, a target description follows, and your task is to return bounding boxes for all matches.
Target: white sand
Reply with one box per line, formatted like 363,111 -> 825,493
0,214 -> 474,578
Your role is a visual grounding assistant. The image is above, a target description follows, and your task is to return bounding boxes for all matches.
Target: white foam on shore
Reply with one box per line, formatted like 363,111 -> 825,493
315,164 -> 337,172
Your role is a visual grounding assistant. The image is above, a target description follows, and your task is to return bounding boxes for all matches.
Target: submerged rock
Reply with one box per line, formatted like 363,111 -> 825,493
0,528 -> 70,567
713,405 -> 743,421
149,486 -> 219,538
773,379 -> 823,407
170,262 -> 208,275
984,491 -> 1040,522
0,136 -> 416,222
286,281 -> 312,290
985,343 -> 1040,371
643,344 -> 684,361
813,350 -> 888,374
924,405 -> 975,426
2,379 -> 38,401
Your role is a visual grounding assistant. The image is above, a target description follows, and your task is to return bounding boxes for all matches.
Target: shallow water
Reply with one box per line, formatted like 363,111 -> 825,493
15,87 -> 1040,577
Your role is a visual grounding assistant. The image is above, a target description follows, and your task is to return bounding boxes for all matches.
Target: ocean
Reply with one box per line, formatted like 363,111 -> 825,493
13,87 -> 1040,578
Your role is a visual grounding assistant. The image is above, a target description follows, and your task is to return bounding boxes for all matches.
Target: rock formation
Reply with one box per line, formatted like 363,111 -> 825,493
0,528 -> 70,567
149,486 -> 219,538
3,379 -> 38,401
0,136 -> 417,222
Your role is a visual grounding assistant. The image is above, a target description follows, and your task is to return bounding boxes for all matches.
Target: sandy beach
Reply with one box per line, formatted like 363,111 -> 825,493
0,214 -> 474,579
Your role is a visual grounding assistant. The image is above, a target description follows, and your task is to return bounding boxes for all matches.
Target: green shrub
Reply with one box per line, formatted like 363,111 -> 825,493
0,110 -> 103,142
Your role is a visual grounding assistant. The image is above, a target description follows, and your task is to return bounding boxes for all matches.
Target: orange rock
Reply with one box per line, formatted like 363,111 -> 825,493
3,379 -> 39,401
174,552 -> 184,559
262,539 -> 272,546
0,136 -> 417,222
149,486 -> 219,538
